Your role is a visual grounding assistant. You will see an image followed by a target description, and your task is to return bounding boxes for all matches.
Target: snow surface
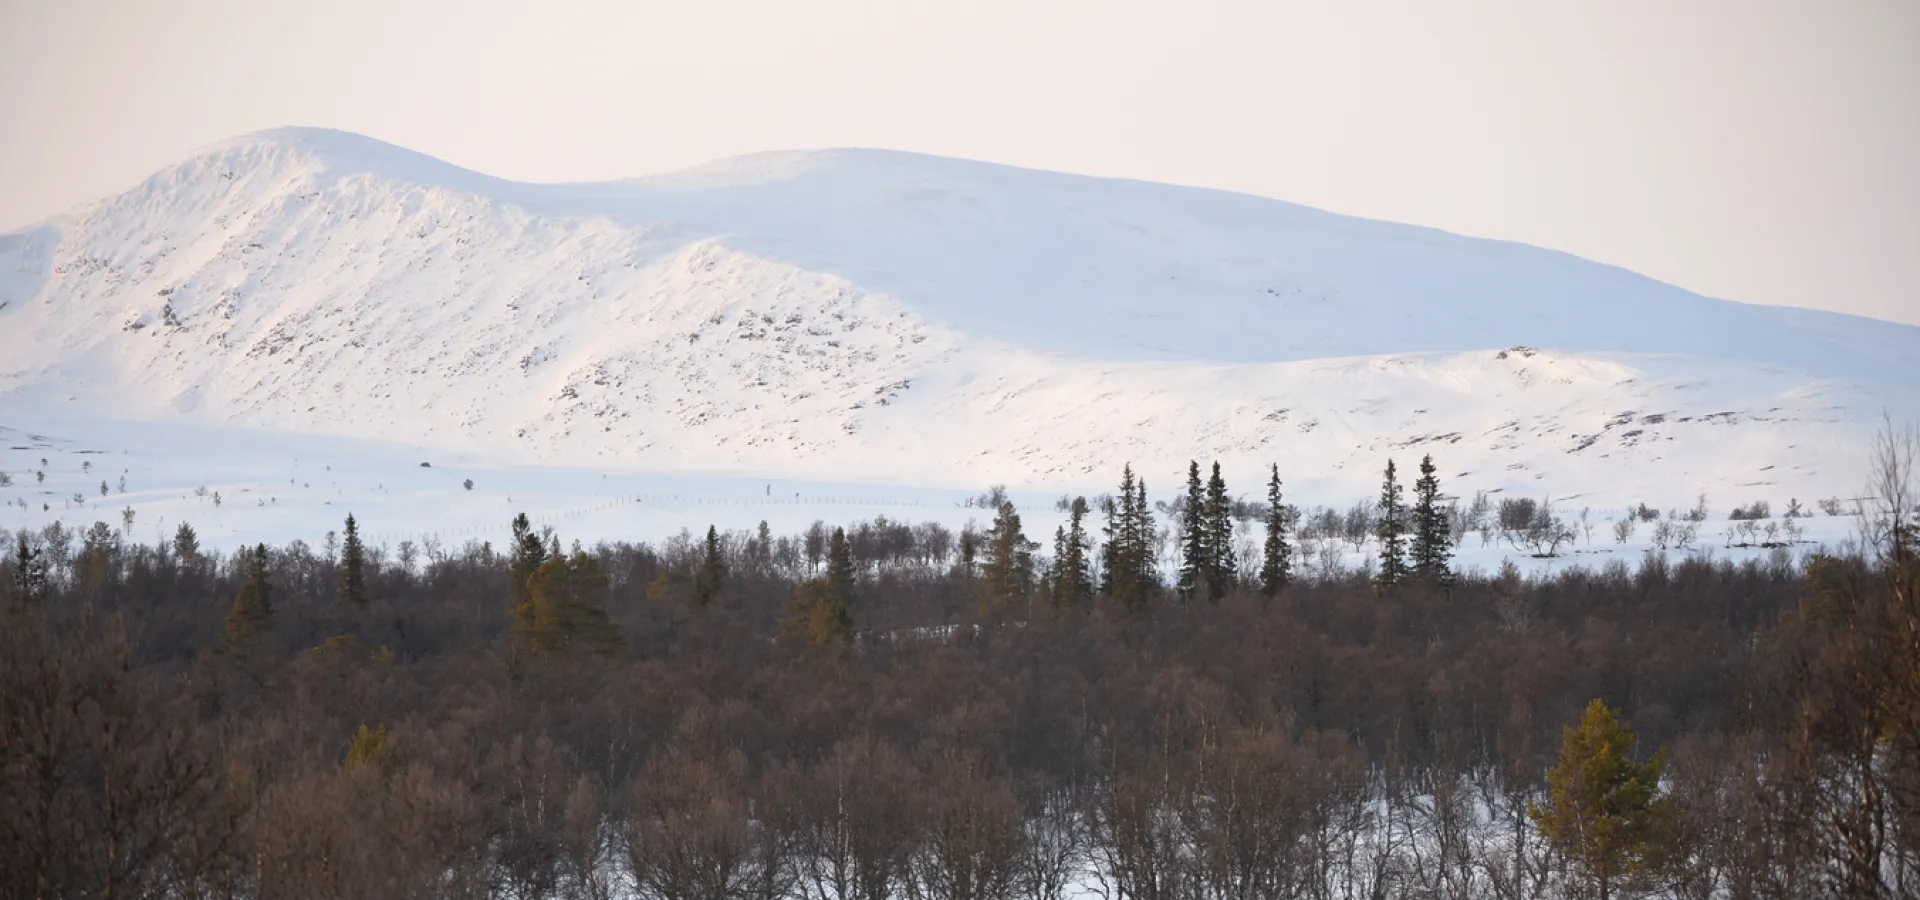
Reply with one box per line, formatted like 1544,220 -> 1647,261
1,126 -> 1915,551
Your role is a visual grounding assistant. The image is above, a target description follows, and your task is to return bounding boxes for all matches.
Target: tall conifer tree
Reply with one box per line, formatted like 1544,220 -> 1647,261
693,525 -> 726,606
1204,462 -> 1237,600
338,513 -> 366,606
1054,496 -> 1092,606
1531,699 -> 1673,900
509,513 -> 547,608
1102,465 -> 1156,610
12,533 -> 47,603
1410,454 -> 1453,586
783,527 -> 857,648
825,527 -> 855,604
223,544 -> 274,650
513,549 -> 626,656
1177,461 -> 1207,602
1259,464 -> 1293,597
1375,459 -> 1408,595
979,501 -> 1035,612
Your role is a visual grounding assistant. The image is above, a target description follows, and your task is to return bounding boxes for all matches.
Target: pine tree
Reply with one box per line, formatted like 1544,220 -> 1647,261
784,577 -> 855,649
692,525 -> 726,606
513,550 -> 626,656
338,513 -> 367,606
979,501 -> 1035,613
223,544 -> 274,651
343,724 -> 392,772
1177,461 -> 1207,603
1410,454 -> 1453,586
1204,462 -> 1237,600
1531,699 -> 1674,900
1374,459 -> 1407,595
1259,465 -> 1292,597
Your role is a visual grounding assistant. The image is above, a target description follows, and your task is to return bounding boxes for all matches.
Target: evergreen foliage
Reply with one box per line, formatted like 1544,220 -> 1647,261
956,529 -> 977,582
171,522 -> 201,567
11,533 -> 48,603
337,513 -> 367,607
693,525 -> 726,607
978,501 -> 1036,612
1204,461 -> 1237,600
783,577 -> 855,649
1100,464 -> 1156,609
825,526 -> 856,602
1410,455 -> 1453,586
1531,699 -> 1673,900
786,527 -> 858,647
1374,459 -> 1408,595
508,513 -> 548,608
342,724 -> 392,772
511,550 -> 626,656
1259,464 -> 1292,597
1049,496 -> 1093,606
223,544 -> 274,651
1178,461 -> 1207,603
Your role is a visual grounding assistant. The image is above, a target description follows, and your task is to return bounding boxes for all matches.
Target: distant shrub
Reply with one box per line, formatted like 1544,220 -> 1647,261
1729,500 -> 1771,521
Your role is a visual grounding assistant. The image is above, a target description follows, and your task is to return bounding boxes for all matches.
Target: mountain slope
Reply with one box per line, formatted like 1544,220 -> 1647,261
1,127 -> 1914,503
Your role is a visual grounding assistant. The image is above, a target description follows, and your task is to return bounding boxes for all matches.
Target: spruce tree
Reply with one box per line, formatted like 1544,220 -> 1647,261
509,513 -> 548,607
1259,464 -> 1292,597
1177,461 -> 1207,603
223,544 -> 274,651
1046,526 -> 1069,607
1204,462 -> 1237,600
781,526 -> 859,649
1103,465 -> 1157,610
693,525 -> 726,606
338,513 -> 367,606
825,527 -> 856,605
1127,473 -> 1157,606
172,522 -> 202,567
1056,496 -> 1093,606
12,533 -> 47,603
957,529 -> 978,581
1410,454 -> 1453,586
1374,459 -> 1408,595
1100,467 -> 1131,598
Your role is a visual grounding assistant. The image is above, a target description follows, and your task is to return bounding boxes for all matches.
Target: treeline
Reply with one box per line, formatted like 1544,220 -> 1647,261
3,443 -> 1918,899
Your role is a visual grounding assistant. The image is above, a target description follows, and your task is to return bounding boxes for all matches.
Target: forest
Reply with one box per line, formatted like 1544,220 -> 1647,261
3,437 -> 1917,900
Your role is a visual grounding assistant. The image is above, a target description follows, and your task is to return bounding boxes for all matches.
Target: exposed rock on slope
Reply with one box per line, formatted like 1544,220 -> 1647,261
1,127 -> 1914,501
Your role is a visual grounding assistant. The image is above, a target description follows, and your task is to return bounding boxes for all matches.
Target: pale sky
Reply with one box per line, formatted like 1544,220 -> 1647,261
2,0 -> 1915,325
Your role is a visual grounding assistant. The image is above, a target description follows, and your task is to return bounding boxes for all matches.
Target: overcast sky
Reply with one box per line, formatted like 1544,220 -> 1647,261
2,0 -> 1915,325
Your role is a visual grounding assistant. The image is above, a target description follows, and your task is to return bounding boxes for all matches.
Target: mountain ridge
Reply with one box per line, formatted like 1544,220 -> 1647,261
1,127 -> 1914,502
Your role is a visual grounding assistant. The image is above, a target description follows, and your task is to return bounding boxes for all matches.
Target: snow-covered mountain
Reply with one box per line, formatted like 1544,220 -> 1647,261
2,127 -> 1915,506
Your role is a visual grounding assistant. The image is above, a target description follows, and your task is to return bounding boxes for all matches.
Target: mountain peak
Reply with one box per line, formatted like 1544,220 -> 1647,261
144,126 -> 509,197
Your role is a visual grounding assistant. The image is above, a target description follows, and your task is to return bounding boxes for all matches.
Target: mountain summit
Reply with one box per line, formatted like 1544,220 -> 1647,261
2,127 -> 1914,498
